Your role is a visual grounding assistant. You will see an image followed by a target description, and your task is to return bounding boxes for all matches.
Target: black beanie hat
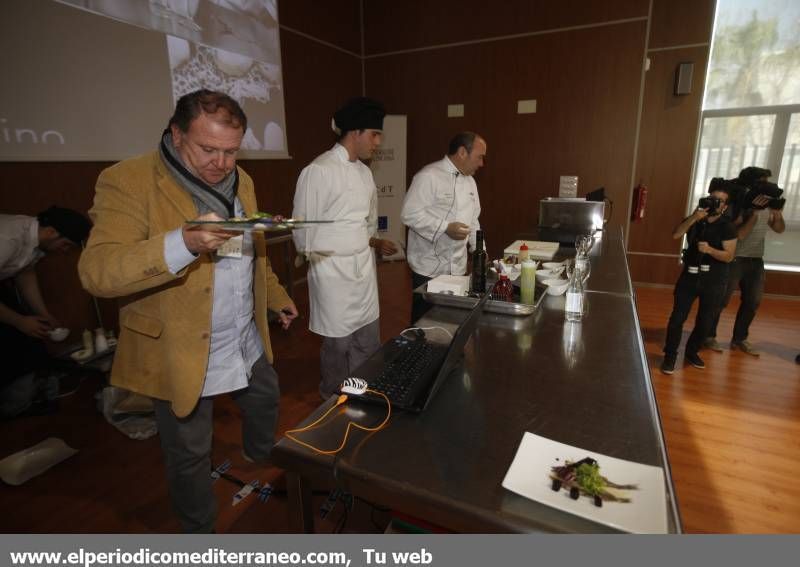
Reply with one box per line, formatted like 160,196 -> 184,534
332,97 -> 386,134
37,206 -> 92,244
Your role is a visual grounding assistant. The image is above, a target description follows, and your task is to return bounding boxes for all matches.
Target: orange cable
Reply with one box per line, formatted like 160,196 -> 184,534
284,390 -> 392,455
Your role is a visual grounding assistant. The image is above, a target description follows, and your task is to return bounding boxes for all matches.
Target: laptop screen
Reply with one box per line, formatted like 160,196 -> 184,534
421,289 -> 492,410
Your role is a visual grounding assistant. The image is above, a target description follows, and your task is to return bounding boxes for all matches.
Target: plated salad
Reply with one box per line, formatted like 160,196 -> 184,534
550,457 -> 638,507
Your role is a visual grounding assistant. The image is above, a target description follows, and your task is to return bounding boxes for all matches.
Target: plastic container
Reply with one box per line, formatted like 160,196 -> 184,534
82,329 -> 95,354
94,328 -> 109,353
518,241 -> 529,262
519,259 -> 536,304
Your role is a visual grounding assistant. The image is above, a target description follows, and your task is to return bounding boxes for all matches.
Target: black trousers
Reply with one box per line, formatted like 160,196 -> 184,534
708,257 -> 765,343
410,271 -> 433,325
663,270 -> 727,358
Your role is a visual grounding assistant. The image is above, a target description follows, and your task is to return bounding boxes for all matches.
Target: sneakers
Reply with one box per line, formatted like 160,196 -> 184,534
685,352 -> 705,369
660,355 -> 676,375
702,337 -> 724,352
731,340 -> 760,357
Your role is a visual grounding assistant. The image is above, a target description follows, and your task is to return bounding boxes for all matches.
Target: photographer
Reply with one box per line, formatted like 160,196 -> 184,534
704,167 -> 785,356
661,181 -> 737,375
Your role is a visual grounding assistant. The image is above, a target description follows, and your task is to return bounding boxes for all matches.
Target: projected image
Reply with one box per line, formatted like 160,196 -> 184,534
59,0 -> 280,62
168,36 -> 285,151
51,0 -> 287,157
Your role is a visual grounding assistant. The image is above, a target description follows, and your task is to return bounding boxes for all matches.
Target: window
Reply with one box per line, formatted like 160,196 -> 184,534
691,0 -> 800,269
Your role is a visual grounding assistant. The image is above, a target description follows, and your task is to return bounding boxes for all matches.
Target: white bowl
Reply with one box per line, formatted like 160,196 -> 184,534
48,327 -> 69,342
541,262 -> 565,271
543,278 -> 569,295
535,269 -> 555,282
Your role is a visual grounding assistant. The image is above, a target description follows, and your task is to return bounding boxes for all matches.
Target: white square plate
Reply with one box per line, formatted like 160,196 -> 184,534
502,432 -> 669,533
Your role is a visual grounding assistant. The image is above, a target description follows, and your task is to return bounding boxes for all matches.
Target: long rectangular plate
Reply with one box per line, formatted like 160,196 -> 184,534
185,219 -> 334,231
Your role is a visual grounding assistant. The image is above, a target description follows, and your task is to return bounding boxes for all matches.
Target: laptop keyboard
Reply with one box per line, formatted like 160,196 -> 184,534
370,340 -> 437,405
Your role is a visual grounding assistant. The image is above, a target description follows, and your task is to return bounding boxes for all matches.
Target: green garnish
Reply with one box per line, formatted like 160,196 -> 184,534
250,212 -> 273,219
575,462 -> 606,495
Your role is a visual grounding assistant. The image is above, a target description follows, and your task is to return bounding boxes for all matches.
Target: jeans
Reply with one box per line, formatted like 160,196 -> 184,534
708,257 -> 765,343
152,354 -> 280,533
663,270 -> 728,358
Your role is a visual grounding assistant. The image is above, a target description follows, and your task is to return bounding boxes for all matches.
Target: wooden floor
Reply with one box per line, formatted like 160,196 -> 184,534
1,261 -> 798,533
636,285 -> 800,533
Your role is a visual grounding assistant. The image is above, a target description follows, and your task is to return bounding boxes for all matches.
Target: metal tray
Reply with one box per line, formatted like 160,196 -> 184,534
185,219 -> 333,232
416,282 -> 547,316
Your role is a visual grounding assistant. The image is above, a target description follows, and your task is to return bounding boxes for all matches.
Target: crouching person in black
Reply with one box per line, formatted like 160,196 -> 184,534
661,180 -> 737,375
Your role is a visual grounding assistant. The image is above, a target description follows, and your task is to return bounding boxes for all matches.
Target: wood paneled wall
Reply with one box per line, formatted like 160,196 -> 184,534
364,1 -> 648,257
628,0 -> 800,293
364,0 -> 798,296
364,0 -> 647,55
627,0 -> 713,285
0,0 -> 363,337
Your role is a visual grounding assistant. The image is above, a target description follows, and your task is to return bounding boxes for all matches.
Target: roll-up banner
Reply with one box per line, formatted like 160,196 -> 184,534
370,115 -> 407,261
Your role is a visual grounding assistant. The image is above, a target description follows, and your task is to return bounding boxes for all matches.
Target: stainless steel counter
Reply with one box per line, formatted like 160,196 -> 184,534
272,227 -> 680,533
582,226 -> 635,297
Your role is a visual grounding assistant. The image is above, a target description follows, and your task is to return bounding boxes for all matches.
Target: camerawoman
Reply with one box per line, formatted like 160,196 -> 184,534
660,179 -> 738,375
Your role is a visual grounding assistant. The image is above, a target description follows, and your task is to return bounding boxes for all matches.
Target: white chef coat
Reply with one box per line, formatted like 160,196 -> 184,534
0,215 -> 44,281
292,144 -> 379,337
401,156 -> 482,277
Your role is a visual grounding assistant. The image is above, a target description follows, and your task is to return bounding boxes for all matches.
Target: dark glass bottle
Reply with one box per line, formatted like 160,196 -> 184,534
471,230 -> 487,294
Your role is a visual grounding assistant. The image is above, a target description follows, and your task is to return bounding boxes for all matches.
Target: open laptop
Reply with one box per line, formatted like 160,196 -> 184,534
344,290 -> 491,413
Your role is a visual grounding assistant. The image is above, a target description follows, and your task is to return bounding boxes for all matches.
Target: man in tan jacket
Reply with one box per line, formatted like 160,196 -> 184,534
79,90 -> 297,533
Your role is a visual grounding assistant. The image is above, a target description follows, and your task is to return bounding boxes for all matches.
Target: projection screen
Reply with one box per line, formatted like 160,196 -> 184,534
0,0 -> 288,161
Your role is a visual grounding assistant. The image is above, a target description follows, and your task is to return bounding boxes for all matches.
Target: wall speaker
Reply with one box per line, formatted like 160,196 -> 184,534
674,62 -> 694,95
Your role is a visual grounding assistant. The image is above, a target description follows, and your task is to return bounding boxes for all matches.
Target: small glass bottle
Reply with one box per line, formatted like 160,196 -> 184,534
470,230 -> 487,294
492,274 -> 514,302
575,251 -> 590,283
520,258 -> 536,304
565,263 -> 584,322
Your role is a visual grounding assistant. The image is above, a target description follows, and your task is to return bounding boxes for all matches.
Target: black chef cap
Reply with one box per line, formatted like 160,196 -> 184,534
332,97 -> 386,134
37,206 -> 92,244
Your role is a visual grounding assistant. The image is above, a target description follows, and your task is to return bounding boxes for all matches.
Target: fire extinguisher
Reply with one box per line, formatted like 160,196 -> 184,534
631,184 -> 648,221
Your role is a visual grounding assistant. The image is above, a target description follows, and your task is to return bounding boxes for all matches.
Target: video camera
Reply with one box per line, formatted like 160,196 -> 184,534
732,167 -> 785,211
743,180 -> 785,210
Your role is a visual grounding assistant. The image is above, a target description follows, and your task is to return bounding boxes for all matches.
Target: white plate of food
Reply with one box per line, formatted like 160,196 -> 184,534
502,432 -> 668,533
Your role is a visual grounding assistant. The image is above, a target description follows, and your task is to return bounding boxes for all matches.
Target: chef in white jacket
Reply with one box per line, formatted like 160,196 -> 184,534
401,132 -> 487,323
292,98 -> 397,399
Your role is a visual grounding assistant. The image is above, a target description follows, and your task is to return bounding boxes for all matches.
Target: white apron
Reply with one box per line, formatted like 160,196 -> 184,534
292,144 -> 380,337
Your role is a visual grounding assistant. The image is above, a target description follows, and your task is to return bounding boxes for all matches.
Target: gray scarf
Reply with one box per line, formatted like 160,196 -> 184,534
159,130 -> 239,218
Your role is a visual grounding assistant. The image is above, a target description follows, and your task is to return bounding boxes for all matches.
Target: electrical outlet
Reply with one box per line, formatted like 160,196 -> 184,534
447,104 -> 464,118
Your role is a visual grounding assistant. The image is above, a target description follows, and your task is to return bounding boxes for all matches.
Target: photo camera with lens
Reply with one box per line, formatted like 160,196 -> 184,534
698,195 -> 722,215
